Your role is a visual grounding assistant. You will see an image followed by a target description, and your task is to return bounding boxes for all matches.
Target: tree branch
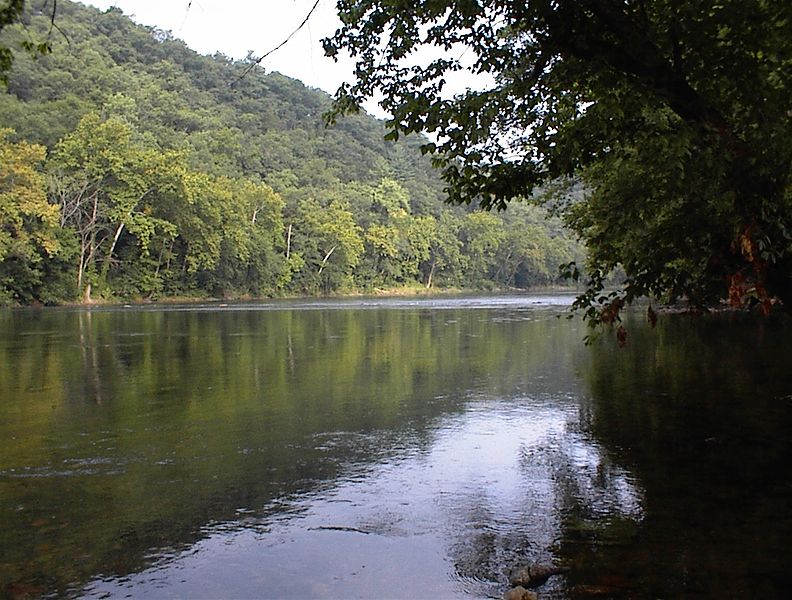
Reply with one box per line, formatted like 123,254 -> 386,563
554,0 -> 730,133
233,0 -> 321,84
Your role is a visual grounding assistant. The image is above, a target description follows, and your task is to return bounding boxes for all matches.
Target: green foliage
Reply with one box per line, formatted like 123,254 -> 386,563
327,0 -> 792,324
292,197 -> 364,293
51,111 -> 180,297
0,129 -> 62,303
0,0 -> 583,303
0,0 -> 25,84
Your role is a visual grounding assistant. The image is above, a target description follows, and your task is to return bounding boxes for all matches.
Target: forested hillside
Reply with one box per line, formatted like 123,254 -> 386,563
0,0 -> 583,304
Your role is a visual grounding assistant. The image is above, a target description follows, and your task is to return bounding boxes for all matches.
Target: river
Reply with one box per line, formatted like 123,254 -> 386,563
1,295 -> 791,598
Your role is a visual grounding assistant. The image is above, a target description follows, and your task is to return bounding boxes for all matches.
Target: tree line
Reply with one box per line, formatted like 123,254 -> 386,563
1,122 -> 579,303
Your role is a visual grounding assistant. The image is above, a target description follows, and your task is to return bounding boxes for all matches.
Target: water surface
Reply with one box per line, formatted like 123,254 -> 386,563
1,295 -> 791,598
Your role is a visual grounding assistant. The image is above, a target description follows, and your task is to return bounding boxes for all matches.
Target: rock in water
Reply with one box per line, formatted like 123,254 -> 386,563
508,565 -> 533,588
527,564 -> 570,587
503,586 -> 538,600
508,563 -> 570,588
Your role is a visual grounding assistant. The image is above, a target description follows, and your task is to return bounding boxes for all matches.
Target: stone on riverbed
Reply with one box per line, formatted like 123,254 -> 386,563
508,563 -> 570,588
503,585 -> 538,600
508,565 -> 533,588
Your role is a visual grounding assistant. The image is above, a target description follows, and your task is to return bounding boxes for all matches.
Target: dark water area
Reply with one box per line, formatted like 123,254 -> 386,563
1,295 -> 791,598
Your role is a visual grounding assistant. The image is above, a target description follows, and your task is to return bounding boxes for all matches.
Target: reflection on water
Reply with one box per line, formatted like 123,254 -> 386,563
82,397 -> 644,599
568,312 -> 792,598
1,297 -> 791,598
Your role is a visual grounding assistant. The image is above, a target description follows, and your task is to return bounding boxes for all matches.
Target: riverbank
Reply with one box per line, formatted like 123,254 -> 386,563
6,285 -> 583,309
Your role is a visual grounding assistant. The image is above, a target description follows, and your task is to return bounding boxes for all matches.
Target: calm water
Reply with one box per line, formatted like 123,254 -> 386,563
1,295 -> 791,599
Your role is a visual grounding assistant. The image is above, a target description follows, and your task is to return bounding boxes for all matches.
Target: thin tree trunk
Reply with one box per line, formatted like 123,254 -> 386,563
507,259 -> 522,287
166,239 -> 174,271
77,193 -> 100,295
494,248 -> 512,283
105,221 -> 126,269
155,246 -> 163,277
77,240 -> 87,293
286,223 -> 293,259
318,246 -> 336,275
426,258 -> 436,289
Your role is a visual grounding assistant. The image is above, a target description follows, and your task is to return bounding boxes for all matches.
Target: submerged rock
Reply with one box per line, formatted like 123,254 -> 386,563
508,565 -> 533,588
508,563 -> 570,588
503,585 -> 538,600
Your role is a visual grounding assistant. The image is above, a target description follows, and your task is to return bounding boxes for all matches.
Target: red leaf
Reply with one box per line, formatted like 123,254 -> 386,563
616,325 -> 627,347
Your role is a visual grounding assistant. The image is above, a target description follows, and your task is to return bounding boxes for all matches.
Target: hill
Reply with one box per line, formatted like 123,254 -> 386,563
0,0 -> 583,304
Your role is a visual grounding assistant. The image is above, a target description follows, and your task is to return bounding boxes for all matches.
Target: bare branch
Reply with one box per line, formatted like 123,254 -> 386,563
232,0 -> 321,84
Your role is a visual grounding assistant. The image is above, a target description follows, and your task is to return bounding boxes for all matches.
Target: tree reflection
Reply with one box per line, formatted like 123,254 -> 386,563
441,313 -> 792,599
442,403 -> 643,598
0,302 -> 581,597
563,312 -> 792,597
11,305 -> 787,599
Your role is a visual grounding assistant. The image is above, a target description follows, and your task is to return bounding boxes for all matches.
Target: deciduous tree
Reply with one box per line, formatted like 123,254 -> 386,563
0,129 -> 61,302
51,112 -> 176,298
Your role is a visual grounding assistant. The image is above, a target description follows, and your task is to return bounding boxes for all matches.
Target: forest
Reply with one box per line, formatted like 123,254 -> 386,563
0,0 -> 583,305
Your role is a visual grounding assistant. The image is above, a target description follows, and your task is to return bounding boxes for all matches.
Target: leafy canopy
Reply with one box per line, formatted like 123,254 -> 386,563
326,0 -> 792,322
0,0 -> 24,81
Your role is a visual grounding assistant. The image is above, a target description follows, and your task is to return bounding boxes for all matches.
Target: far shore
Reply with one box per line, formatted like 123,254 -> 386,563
7,285 -> 584,309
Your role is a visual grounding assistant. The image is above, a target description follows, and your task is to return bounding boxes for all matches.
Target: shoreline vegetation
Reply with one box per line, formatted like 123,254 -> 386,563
13,284 -> 584,309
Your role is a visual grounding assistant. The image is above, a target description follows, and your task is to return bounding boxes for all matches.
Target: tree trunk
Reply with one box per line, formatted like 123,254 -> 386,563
105,221 -> 126,269
318,246 -> 336,275
426,258 -> 436,289
101,221 -> 126,279
77,240 -> 87,293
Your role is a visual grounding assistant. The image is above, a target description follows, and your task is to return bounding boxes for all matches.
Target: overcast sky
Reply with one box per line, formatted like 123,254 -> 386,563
86,1 -> 357,96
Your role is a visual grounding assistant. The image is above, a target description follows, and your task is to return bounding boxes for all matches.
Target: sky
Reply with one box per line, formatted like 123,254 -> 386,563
85,0 -> 365,102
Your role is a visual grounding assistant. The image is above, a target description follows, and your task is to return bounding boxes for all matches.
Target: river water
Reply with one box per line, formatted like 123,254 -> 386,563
1,295 -> 791,598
